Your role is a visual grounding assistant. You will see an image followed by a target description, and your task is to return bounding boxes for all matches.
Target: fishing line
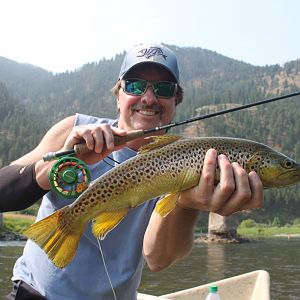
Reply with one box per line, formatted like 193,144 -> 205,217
106,155 -> 121,165
96,237 -> 118,300
103,159 -> 115,168
103,155 -> 121,167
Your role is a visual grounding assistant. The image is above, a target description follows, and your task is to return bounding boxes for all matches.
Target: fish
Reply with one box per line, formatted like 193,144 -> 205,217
24,135 -> 300,268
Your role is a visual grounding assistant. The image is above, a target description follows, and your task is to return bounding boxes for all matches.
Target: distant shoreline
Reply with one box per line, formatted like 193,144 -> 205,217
2,232 -> 300,243
2,212 -> 300,242
272,233 -> 300,237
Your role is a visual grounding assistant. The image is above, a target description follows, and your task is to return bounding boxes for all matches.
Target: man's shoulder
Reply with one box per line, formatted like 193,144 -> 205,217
75,113 -> 118,126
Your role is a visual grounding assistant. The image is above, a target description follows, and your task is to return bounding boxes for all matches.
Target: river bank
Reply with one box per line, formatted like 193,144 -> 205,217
1,229 -> 299,243
0,230 -> 27,241
2,212 -> 300,242
0,212 -> 35,241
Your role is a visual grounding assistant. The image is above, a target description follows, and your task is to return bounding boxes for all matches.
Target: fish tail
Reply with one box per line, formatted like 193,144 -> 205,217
24,206 -> 87,268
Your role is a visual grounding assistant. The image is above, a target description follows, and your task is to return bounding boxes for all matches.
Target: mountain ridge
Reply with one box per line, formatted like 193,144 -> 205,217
1,45 -> 300,222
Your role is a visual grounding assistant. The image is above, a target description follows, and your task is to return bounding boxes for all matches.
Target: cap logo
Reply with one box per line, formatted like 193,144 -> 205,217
137,47 -> 167,60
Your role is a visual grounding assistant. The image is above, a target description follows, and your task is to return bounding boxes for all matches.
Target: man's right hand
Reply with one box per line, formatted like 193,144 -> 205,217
62,123 -> 127,164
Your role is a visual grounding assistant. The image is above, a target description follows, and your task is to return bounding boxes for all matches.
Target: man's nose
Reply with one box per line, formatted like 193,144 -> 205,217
141,86 -> 158,105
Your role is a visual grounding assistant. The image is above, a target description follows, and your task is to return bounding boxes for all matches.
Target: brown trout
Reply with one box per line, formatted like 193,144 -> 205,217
24,135 -> 300,268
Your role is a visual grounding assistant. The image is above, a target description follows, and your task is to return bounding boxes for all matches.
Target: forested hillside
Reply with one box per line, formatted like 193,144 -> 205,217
0,82 -> 46,166
1,45 -> 300,223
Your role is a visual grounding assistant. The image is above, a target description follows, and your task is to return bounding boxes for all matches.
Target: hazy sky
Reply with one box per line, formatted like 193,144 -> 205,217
0,0 -> 299,73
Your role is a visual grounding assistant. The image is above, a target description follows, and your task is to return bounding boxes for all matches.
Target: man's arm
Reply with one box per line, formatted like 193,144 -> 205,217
0,116 -> 76,211
0,115 -> 127,212
143,149 -> 263,272
143,202 -> 199,272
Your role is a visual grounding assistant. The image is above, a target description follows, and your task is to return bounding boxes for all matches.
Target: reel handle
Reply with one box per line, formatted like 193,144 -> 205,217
74,129 -> 144,155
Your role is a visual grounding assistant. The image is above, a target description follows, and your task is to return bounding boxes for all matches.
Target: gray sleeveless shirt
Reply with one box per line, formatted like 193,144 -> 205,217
12,114 -> 157,300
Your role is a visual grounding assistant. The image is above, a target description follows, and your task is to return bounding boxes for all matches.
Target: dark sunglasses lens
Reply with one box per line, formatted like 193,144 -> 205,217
153,82 -> 176,97
125,80 -> 147,95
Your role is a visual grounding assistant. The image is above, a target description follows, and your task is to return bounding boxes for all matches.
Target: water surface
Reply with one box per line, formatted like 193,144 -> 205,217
139,238 -> 300,299
1,239 -> 299,299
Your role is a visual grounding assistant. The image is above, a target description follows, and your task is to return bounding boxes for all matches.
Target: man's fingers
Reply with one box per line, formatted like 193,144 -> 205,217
197,149 -> 218,204
70,124 -> 127,153
100,124 -> 115,151
215,165 -> 263,216
210,154 -> 235,212
216,163 -> 251,215
241,171 -> 264,210
92,129 -> 105,153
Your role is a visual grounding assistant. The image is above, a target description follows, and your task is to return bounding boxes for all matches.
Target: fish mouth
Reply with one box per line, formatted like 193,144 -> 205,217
275,170 -> 300,186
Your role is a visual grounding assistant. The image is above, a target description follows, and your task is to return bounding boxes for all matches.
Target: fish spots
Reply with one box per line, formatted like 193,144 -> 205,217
72,202 -> 86,214
63,136 -> 300,230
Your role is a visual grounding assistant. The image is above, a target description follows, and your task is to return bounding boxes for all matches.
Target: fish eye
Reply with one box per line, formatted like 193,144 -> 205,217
281,159 -> 294,169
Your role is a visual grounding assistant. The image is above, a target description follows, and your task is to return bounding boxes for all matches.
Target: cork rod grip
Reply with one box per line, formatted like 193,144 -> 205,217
73,130 -> 144,155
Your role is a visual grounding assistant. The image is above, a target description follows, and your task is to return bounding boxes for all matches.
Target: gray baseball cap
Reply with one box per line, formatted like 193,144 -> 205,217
119,43 -> 180,83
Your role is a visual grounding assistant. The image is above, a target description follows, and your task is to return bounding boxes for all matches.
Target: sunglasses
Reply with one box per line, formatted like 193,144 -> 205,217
121,78 -> 177,98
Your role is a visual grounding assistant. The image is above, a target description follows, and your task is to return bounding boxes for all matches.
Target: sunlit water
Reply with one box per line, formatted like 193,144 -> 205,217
1,239 -> 300,299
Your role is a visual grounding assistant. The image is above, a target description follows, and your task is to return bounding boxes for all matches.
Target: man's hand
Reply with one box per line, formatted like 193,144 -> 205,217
177,148 -> 264,216
62,124 -> 127,164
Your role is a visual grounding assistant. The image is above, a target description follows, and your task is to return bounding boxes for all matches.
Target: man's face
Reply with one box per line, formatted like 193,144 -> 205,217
117,64 -> 177,132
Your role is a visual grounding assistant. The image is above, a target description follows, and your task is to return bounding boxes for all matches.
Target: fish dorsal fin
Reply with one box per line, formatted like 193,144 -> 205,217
138,135 -> 183,153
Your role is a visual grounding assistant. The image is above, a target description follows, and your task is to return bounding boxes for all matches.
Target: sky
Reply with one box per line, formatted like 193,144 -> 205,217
0,0 -> 299,73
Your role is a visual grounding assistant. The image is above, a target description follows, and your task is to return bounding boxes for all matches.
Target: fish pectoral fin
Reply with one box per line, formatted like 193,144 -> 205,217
138,135 -> 183,153
92,209 -> 129,240
154,193 -> 179,217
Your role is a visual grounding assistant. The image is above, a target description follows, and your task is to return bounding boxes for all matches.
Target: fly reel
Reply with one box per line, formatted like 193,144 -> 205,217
49,156 -> 91,198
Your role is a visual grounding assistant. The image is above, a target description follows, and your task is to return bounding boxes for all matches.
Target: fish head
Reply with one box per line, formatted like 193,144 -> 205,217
247,150 -> 300,188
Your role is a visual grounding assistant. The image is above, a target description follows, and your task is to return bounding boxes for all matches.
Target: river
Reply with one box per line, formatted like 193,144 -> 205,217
1,238 -> 300,299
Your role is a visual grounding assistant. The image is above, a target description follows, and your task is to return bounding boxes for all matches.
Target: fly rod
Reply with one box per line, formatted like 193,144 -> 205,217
43,90 -> 300,161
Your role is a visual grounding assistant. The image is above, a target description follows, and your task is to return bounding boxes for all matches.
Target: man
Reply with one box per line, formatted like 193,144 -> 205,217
1,43 -> 263,299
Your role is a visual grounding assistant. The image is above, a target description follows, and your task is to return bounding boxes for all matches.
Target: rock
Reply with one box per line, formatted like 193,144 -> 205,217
195,231 -> 251,244
0,231 -> 27,241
